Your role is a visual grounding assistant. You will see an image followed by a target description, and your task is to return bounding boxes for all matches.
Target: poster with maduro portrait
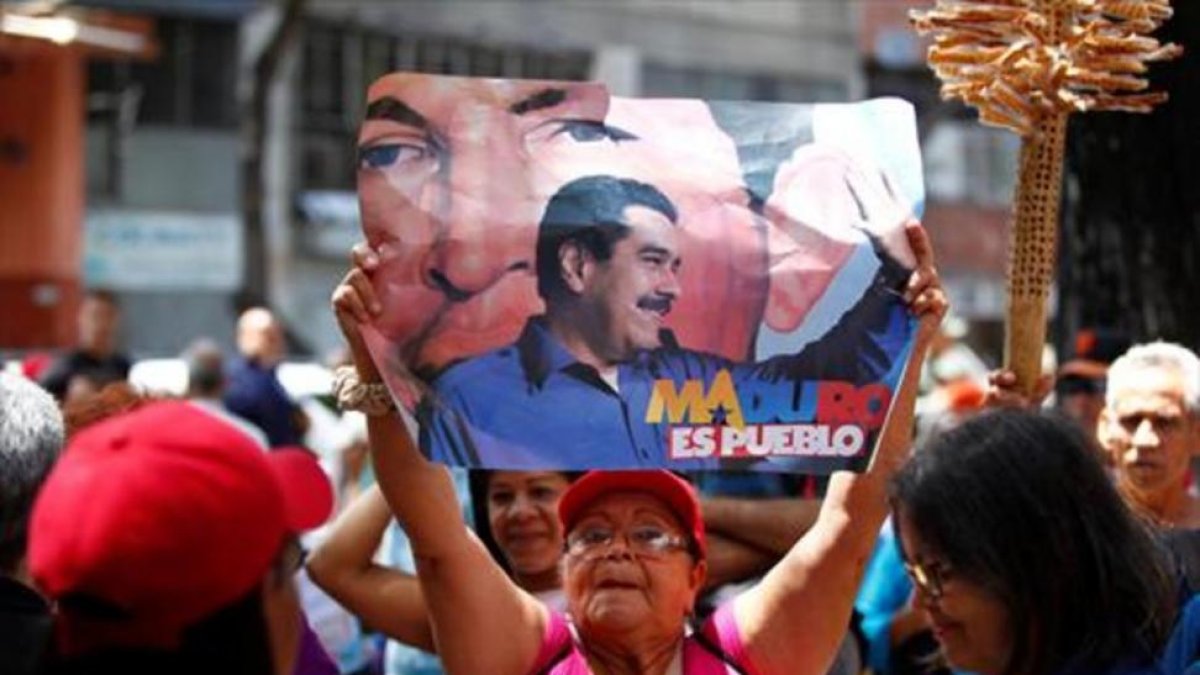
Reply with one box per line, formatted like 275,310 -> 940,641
356,72 -> 925,473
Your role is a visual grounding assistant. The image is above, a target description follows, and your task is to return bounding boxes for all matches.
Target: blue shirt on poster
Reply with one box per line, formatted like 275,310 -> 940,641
419,258 -> 912,472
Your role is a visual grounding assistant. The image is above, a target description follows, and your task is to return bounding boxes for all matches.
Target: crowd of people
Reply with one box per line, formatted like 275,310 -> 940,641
3,222 -> 1200,675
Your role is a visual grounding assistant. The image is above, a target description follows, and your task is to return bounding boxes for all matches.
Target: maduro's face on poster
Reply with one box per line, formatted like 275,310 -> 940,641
357,73 -> 768,377
571,204 -> 683,364
533,98 -> 766,364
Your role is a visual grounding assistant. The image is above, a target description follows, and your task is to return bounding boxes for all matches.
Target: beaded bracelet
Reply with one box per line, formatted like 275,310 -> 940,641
332,366 -> 396,416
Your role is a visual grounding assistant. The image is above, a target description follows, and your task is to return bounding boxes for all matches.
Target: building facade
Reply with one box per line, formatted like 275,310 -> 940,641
70,0 -> 865,357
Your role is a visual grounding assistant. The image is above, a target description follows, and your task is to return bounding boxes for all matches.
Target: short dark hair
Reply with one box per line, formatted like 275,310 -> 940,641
182,338 -> 226,398
49,587 -> 274,675
535,175 -> 677,302
890,409 -> 1178,675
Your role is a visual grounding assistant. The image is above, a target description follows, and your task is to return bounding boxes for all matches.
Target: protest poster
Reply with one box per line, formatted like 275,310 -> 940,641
355,72 -> 924,473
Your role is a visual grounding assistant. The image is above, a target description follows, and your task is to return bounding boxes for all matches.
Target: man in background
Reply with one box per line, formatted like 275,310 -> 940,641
1056,327 -> 1129,437
39,289 -> 131,402
1097,341 -> 1200,528
225,307 -> 307,448
182,337 -> 268,447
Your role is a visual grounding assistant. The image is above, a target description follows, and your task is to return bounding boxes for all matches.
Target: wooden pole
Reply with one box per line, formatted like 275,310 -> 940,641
1005,113 -> 1068,394
1002,0 -> 1072,396
912,0 -> 1181,395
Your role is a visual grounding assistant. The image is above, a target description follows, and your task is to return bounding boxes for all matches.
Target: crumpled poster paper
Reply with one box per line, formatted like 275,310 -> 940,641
356,72 -> 924,473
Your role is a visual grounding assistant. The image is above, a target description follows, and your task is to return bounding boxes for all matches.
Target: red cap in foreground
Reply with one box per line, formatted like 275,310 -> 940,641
29,401 -> 333,653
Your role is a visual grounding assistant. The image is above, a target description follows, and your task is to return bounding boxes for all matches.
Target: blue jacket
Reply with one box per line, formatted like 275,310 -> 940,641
224,357 -> 302,448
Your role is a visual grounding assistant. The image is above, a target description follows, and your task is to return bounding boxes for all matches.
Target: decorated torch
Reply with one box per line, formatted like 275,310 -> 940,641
910,0 -> 1182,395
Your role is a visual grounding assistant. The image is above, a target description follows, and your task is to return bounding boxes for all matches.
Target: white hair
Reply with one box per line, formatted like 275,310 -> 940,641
1106,341 -> 1200,414
0,372 -> 65,572
0,371 -> 63,467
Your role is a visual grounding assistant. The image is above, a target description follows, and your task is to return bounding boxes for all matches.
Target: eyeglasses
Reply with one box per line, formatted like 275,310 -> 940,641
903,559 -> 954,600
566,524 -> 691,559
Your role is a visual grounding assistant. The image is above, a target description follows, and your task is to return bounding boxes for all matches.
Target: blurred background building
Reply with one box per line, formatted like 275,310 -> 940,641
1,0 -> 1013,363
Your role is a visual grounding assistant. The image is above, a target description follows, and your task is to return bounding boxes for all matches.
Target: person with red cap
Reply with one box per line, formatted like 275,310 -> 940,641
27,400 -> 335,675
332,220 -> 946,674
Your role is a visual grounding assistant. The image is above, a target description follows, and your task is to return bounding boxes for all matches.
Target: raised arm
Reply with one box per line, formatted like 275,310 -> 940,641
733,222 -> 947,675
333,249 -> 548,674
306,485 -> 436,652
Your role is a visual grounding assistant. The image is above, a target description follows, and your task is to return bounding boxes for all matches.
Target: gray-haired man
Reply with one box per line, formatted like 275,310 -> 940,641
1098,341 -> 1200,528
0,372 -> 64,674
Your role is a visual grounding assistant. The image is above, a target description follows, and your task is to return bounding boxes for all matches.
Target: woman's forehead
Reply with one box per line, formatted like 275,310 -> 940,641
573,491 -> 680,525
895,509 -> 946,562
489,471 -> 569,489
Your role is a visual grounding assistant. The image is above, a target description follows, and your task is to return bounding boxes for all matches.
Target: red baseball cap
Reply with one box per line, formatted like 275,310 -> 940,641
558,470 -> 706,559
29,401 -> 334,654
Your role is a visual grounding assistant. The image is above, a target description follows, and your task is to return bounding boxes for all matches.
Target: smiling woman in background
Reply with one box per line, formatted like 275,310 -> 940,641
890,408 -> 1200,675
470,470 -> 577,608
307,470 -> 575,654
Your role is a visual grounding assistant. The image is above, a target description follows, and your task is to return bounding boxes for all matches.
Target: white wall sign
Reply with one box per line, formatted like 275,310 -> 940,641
84,209 -> 243,291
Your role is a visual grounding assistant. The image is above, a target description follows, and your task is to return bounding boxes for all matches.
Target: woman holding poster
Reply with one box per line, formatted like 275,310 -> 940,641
330,220 -> 946,675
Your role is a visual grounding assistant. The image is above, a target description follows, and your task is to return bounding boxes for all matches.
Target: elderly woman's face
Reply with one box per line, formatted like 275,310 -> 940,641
486,471 -> 570,578
897,511 -> 1013,675
562,492 -> 705,638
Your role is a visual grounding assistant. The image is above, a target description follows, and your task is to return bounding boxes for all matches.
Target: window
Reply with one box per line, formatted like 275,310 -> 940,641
89,17 -> 239,129
642,63 -> 846,103
923,120 -> 1019,207
302,23 -> 345,133
189,19 -> 238,128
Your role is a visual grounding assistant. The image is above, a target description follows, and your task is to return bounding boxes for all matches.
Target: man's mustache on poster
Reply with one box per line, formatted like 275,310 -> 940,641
636,295 -> 673,316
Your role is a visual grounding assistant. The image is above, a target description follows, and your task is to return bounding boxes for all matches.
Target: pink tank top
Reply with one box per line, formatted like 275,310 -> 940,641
527,603 -> 760,675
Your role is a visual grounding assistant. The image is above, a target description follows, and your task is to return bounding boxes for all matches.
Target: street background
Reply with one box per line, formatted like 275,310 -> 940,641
2,0 -> 1197,370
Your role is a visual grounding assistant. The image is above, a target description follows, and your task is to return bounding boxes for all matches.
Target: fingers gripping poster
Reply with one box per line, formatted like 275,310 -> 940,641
356,72 -> 924,473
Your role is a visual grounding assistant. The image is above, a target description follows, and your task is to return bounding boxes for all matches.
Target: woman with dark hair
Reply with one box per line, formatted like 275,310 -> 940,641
29,401 -> 334,675
307,470 -> 577,653
469,471 -> 581,600
891,408 -> 1200,675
